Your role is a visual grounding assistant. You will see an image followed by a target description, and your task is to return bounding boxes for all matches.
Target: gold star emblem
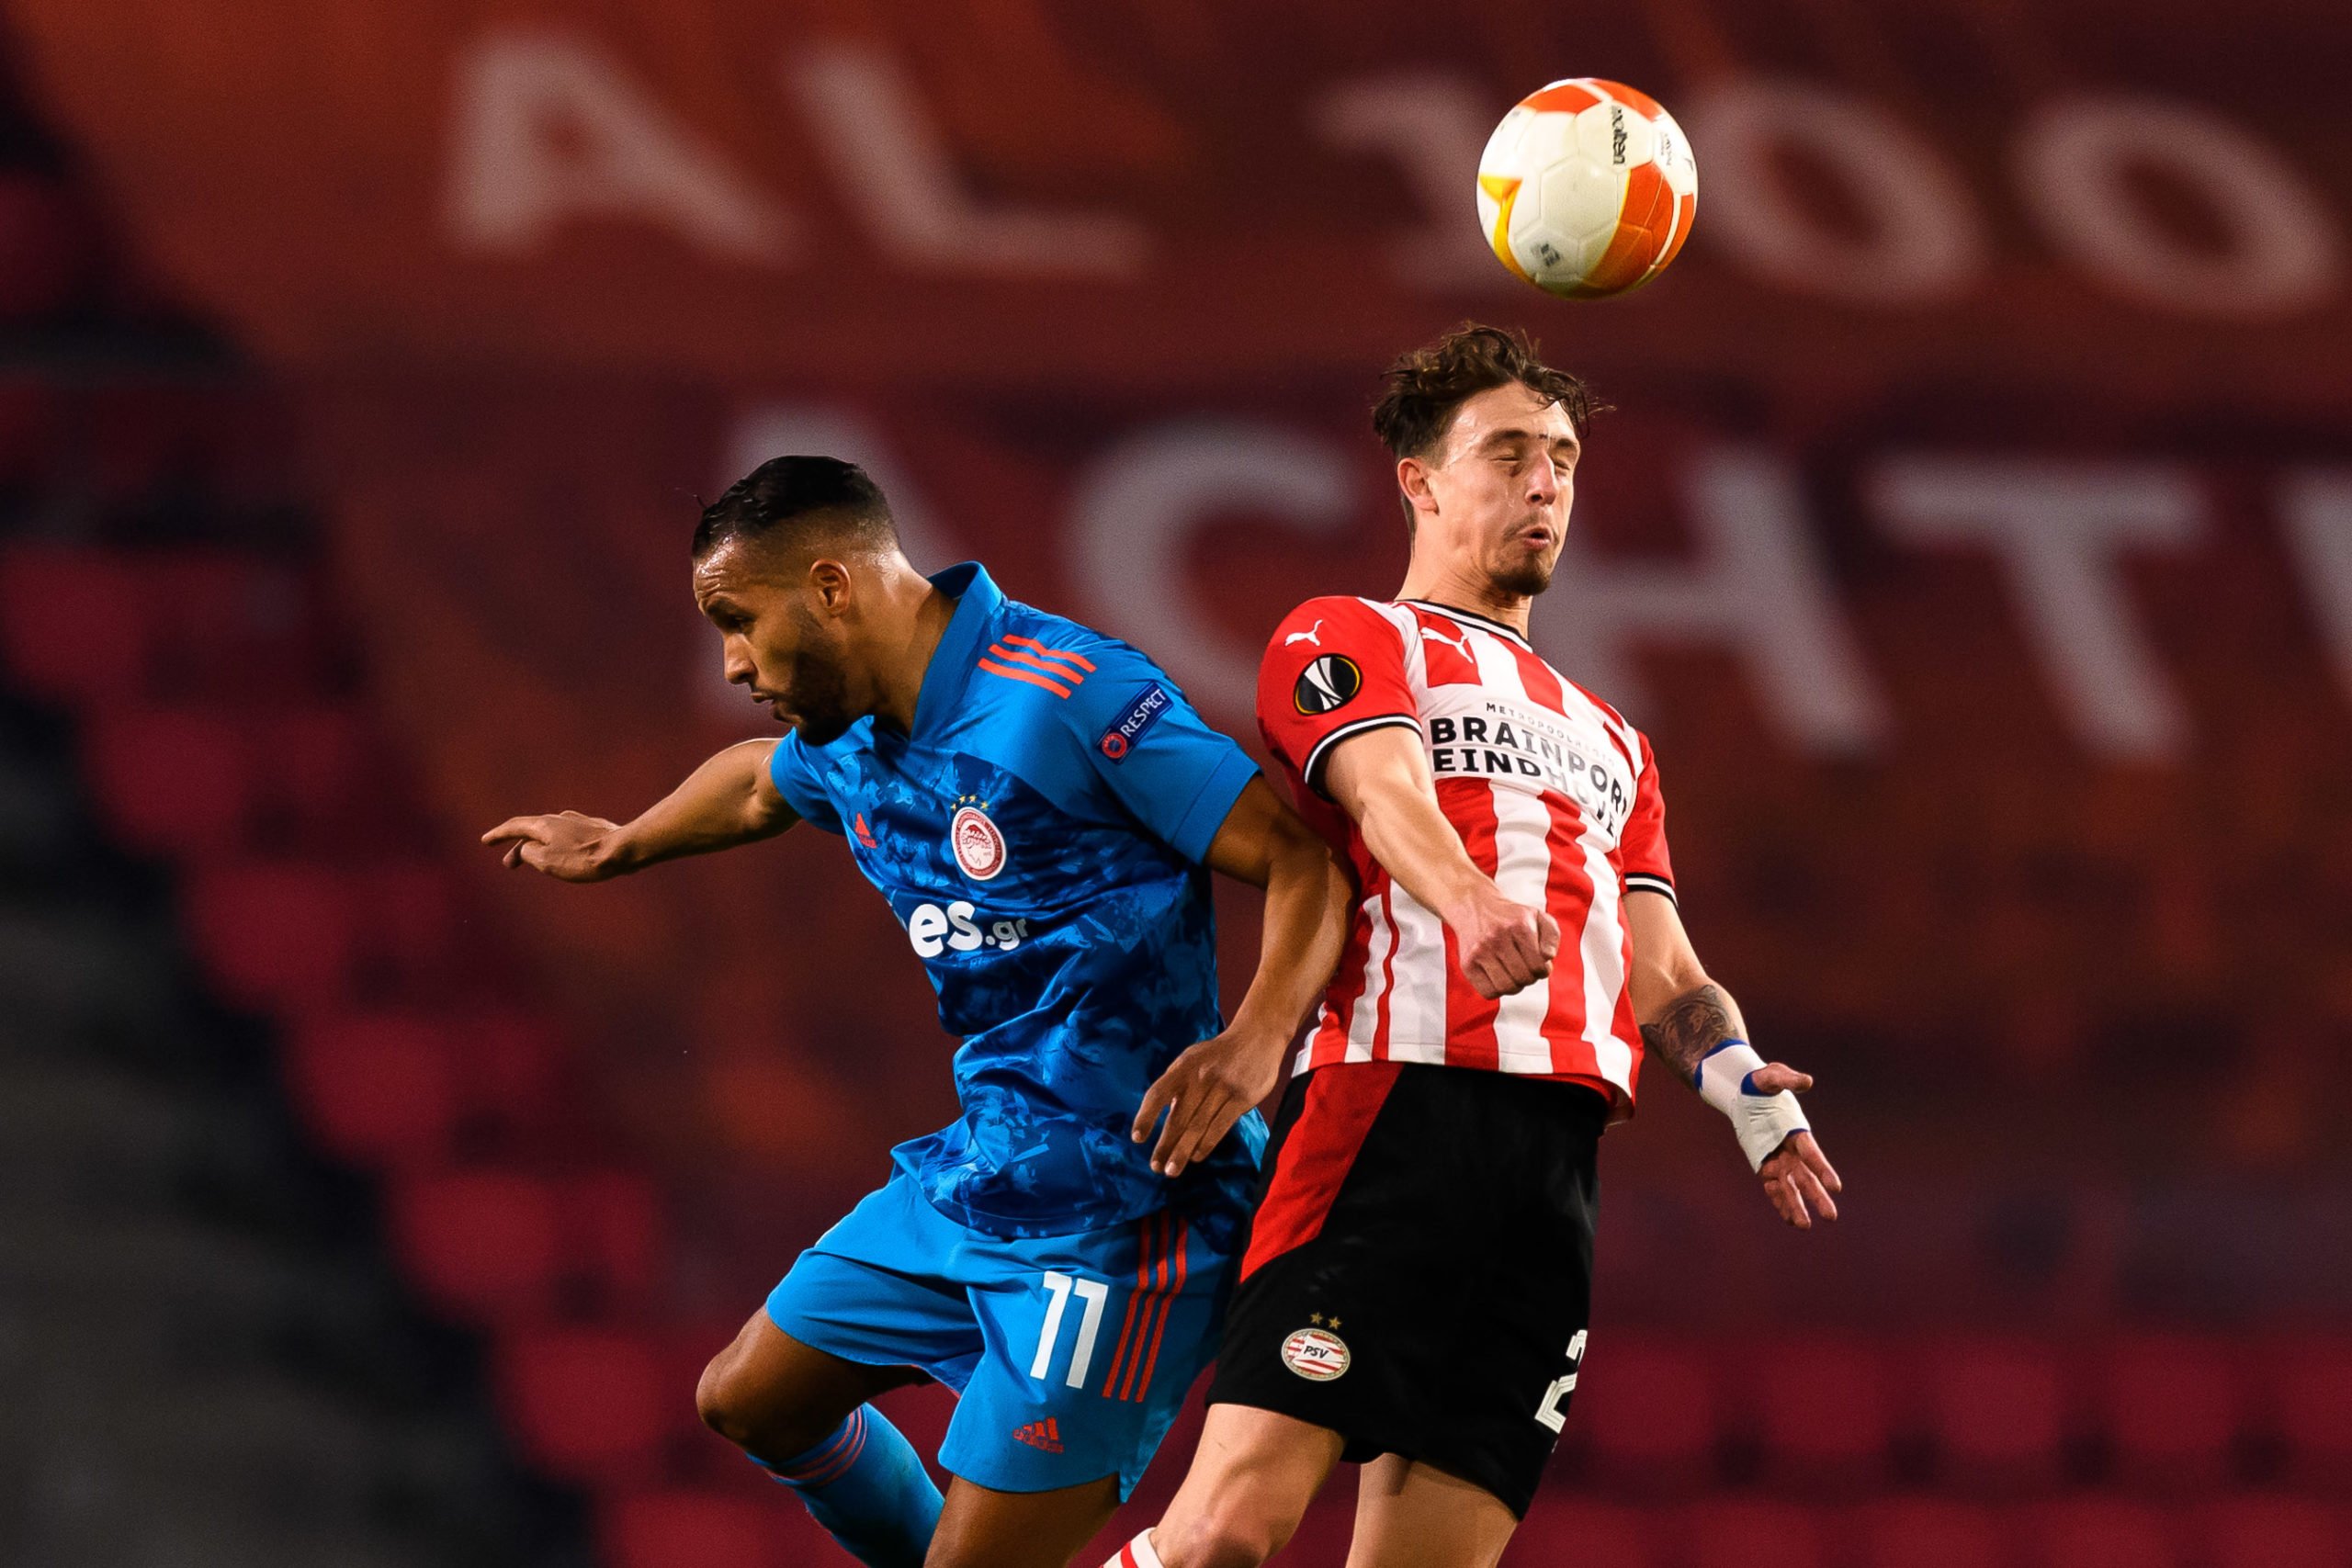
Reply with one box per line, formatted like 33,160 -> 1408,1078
1308,1312 -> 1324,1326
1328,1317 -> 1342,1330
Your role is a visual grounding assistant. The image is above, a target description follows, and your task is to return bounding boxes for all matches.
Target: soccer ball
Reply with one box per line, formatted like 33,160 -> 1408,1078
1476,79 -> 1698,299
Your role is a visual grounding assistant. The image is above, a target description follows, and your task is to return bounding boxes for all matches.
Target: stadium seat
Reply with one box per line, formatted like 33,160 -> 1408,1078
0,383 -> 62,488
1857,1499 -> 2007,1568
602,1488 -> 804,1568
256,705 -> 381,840
564,1170 -> 663,1311
283,1012 -> 458,1169
2270,1337 -> 2352,1484
0,544 -> 153,705
182,859 -> 360,1011
1926,1338 -> 2070,1487
357,861 -> 464,982
2027,1498 -> 2182,1568
1574,1337 -> 1720,1490
0,172 -> 90,321
497,1326 -> 676,1485
80,706 -> 253,857
2199,1496 -> 2346,1568
2101,1333 -> 2244,1485
453,1009 -> 568,1134
389,1167 -> 562,1324
1686,1500 -> 1828,1568
1510,1501 -> 1655,1568
83,383 -> 220,504
1746,1337 -> 1894,1488
150,552 -> 327,701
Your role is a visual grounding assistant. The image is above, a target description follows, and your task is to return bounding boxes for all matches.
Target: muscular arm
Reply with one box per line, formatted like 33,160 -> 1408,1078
1623,889 -> 1842,1227
1624,888 -> 1750,1082
1134,777 -> 1352,1176
1320,725 -> 1557,998
1203,777 -> 1355,1055
482,738 -> 798,881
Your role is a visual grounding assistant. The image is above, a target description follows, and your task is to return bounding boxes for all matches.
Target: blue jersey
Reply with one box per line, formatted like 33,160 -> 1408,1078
768,563 -> 1268,1245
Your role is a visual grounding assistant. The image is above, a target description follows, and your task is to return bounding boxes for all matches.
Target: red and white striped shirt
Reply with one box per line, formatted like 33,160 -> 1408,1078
1257,595 -> 1676,1113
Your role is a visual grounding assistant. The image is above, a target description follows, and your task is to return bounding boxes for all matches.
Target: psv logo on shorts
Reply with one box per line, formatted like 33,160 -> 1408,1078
1294,655 -> 1363,716
949,804 -> 1008,882
1280,1326 -> 1351,1382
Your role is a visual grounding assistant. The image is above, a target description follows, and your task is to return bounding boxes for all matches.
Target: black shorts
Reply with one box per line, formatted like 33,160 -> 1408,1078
1205,1061 -> 1604,1519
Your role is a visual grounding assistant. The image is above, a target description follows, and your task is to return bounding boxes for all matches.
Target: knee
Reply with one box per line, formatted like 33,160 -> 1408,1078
1158,1502 -> 1299,1568
695,1344 -> 829,1458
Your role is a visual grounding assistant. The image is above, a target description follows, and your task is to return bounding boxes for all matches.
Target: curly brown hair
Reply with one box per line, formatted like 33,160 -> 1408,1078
1371,322 -> 1602,463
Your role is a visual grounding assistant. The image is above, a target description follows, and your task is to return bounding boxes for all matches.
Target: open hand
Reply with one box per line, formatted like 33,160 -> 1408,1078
481,811 -> 627,882
1132,1031 -> 1285,1179
1750,1063 -> 1842,1228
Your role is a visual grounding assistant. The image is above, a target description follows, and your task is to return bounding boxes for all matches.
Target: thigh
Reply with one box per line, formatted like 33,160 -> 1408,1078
1345,1457 -> 1517,1568
1153,1403 -> 1344,1562
924,1473 -> 1122,1568
1210,1065 -> 1602,1517
700,1310 -> 929,1458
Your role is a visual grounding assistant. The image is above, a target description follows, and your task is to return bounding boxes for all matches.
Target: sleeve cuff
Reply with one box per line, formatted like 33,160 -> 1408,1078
1301,713 -> 1423,798
1166,747 -> 1262,864
1623,872 -> 1676,903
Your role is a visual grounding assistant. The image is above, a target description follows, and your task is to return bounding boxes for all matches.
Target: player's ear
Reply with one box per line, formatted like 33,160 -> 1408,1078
804,558 -> 854,615
1396,456 -> 1440,520
1392,456 -> 1430,512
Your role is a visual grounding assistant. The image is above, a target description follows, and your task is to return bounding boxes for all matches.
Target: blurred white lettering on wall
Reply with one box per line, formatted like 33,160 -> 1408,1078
1533,449 -> 1891,751
1685,79 -> 1986,306
1871,458 -> 2203,760
1069,423 -> 1355,705
2016,97 -> 2340,318
447,29 -> 794,261
786,41 -> 1148,278
1313,74 -> 1515,292
2279,471 -> 2352,705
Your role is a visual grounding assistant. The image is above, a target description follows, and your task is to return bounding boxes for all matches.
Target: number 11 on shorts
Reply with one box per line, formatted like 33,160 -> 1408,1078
1029,1271 -> 1111,1387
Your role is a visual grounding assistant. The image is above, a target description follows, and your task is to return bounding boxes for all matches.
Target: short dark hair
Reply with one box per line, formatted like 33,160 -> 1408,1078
1371,323 -> 1601,463
693,455 -> 897,560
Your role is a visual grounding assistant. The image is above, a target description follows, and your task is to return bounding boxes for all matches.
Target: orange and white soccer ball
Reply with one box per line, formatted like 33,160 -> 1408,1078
1476,78 -> 1698,299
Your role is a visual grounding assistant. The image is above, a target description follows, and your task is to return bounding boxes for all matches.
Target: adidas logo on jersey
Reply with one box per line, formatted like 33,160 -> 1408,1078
1012,1417 -> 1064,1452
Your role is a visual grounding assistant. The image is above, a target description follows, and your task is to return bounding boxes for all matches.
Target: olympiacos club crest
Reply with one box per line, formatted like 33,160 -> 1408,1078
950,804 -> 1008,882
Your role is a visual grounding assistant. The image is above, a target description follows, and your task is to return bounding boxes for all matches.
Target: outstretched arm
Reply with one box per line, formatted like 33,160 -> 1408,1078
1321,725 -> 1558,999
1624,889 -> 1843,1229
482,738 -> 798,882
1133,777 -> 1352,1178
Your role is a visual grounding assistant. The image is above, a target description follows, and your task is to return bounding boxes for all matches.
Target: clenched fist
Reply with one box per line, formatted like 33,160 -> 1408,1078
1443,881 -> 1559,999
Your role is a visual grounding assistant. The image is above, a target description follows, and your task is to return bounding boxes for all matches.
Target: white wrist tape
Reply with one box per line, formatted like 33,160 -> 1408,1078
1693,1040 -> 1809,1171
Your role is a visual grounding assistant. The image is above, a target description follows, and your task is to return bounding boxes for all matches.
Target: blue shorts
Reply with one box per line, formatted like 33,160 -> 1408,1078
765,1170 -> 1234,1499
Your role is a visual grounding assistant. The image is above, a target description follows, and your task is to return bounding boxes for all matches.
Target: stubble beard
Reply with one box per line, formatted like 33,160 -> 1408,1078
781,611 -> 860,745
1489,552 -> 1556,601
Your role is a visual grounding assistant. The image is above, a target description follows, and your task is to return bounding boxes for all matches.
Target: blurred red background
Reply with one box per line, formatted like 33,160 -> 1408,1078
0,1 -> 2346,1564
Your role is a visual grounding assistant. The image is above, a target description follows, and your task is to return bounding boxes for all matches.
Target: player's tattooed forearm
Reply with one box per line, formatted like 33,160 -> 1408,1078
1640,983 -> 1740,1080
